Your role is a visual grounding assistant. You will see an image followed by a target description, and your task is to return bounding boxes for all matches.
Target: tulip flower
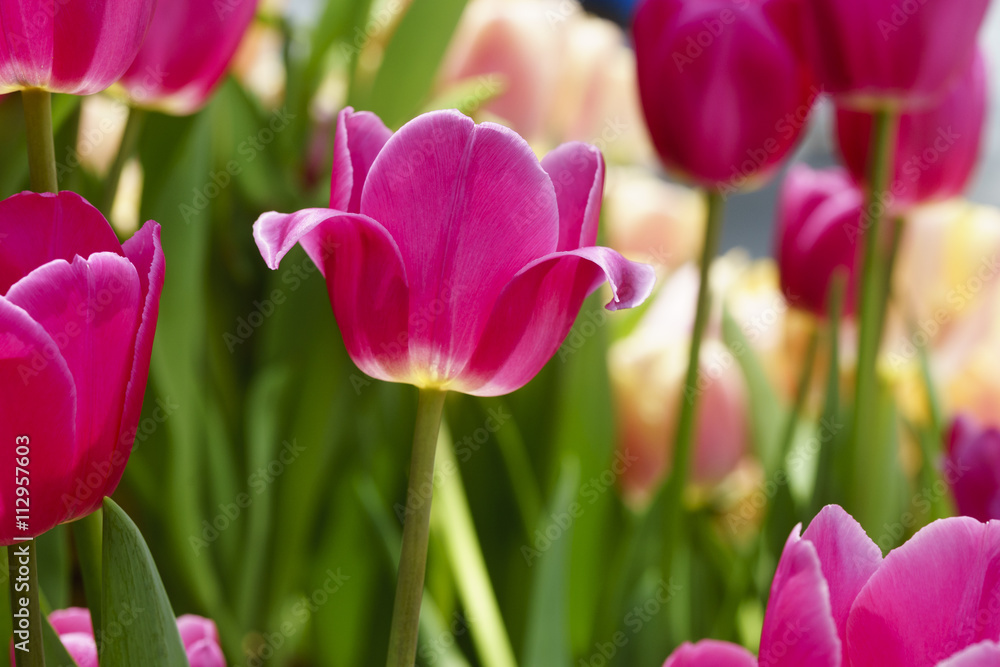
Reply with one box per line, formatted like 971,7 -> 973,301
799,0 -> 989,110
0,0 -> 156,95
836,54 -> 988,211
118,0 -> 259,114
775,165 -> 864,317
0,191 -> 164,544
945,415 -> 1000,522
9,608 -> 225,667
254,107 -> 655,396
632,0 -> 815,189
661,505 -> 1000,666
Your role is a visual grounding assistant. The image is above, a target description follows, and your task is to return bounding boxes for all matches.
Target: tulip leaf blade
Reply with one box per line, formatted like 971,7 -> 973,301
99,498 -> 189,667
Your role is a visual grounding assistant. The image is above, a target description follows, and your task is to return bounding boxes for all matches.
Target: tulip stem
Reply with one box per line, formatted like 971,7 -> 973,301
851,109 -> 899,525
102,107 -> 147,216
7,541 -> 47,667
21,88 -> 58,193
386,388 -> 448,667
660,190 -> 725,594
72,509 -> 104,634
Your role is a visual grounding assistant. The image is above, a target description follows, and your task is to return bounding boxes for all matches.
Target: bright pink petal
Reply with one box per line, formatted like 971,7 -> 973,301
0,191 -> 123,294
0,0 -> 157,94
360,109 -> 560,381
49,607 -> 93,636
454,246 -> 654,396
253,209 -> 411,383
330,107 -> 393,213
6,254 -> 142,525
0,297 -> 76,544
801,505 -> 883,666
664,640 -> 758,666
105,221 -> 165,505
758,525 -> 841,667
177,615 -> 220,650
936,641 -> 1000,667
541,142 -> 605,250
186,639 -> 226,667
58,633 -> 99,667
847,517 -> 1000,667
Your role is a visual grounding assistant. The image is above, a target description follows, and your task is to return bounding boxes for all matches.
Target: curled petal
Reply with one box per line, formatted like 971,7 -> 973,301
0,191 -> 123,294
361,109 -> 560,379
664,640 -> 758,666
330,107 -> 393,212
253,209 -> 411,383
0,297 -> 76,544
759,526 -> 841,667
847,517 -> 1000,667
541,142 -> 605,250
6,254 -> 142,523
454,246 -> 654,396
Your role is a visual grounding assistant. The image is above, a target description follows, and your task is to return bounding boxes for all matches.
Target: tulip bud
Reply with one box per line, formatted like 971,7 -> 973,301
799,0 -> 990,110
632,0 -> 814,189
775,165 -> 864,317
0,0 -> 156,95
836,53 -> 988,211
945,415 -> 1000,522
118,0 -> 259,115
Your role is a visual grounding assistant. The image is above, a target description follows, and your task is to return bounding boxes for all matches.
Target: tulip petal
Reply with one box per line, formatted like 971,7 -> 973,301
801,505 -> 883,666
360,109 -> 560,380
663,639 -> 758,666
59,634 -> 99,667
6,254 -> 142,524
946,417 -> 1000,522
0,191 -> 123,294
186,639 -> 226,667
49,607 -> 93,636
330,107 -> 393,213
847,517 -> 1000,667
759,525 -> 841,667
0,296 -> 76,544
105,221 -> 165,506
177,615 -> 220,650
936,641 -> 1000,667
541,142 -> 605,251
253,209 -> 411,383
454,246 -> 654,396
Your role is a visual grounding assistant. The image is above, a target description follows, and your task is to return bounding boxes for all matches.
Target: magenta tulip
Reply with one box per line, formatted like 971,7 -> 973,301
254,108 -> 655,396
633,0 -> 814,189
0,0 -> 156,95
775,165 -> 863,316
0,191 -> 163,545
946,415 -> 1000,522
661,505 -> 1000,666
10,608 -> 225,667
836,54 -> 988,210
799,0 -> 990,110
118,0 -> 258,114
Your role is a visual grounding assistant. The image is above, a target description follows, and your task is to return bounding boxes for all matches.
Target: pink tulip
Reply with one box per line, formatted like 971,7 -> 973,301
775,165 -> 863,317
0,0 -> 156,95
799,0 -> 990,110
661,505 -> 1000,666
118,0 -> 258,114
10,608 -> 225,667
254,108 -> 655,396
0,191 -> 163,544
946,415 -> 1000,522
836,53 -> 988,211
633,0 -> 814,189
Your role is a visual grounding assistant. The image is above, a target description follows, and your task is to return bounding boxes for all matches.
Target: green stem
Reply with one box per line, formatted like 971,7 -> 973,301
850,109 -> 898,523
21,89 -> 58,193
386,388 -> 448,667
72,510 -> 103,633
101,107 -> 146,215
8,542 -> 46,667
660,190 -> 725,591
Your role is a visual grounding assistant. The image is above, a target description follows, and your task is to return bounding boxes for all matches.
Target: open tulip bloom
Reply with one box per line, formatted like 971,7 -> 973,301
0,191 -> 164,544
254,107 -> 655,396
664,504 -> 1000,666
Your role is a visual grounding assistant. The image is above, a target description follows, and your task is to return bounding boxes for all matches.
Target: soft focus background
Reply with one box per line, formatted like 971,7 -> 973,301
0,0 -> 998,666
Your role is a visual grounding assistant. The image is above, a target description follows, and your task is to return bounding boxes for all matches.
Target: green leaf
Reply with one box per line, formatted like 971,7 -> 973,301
361,0 -> 471,128
99,498 -> 189,667
37,588 -> 80,667
36,524 -> 70,611
522,457 -> 580,667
